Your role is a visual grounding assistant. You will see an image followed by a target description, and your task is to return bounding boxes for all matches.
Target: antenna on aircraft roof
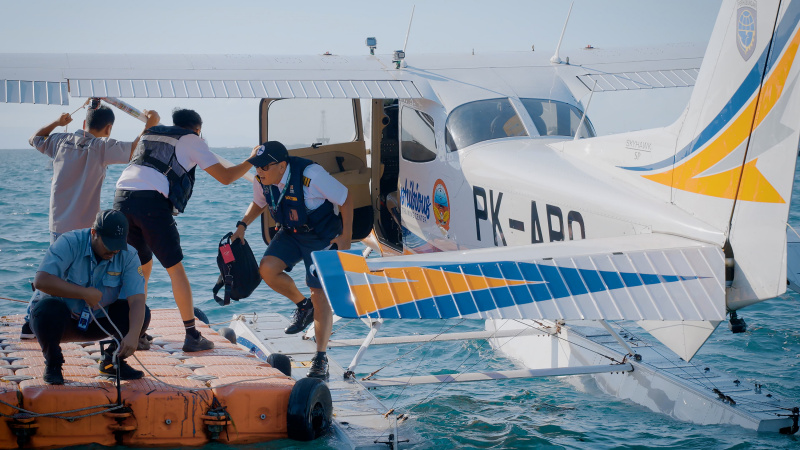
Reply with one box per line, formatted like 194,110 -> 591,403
394,5 -> 415,69
403,5 -> 415,54
550,2 -> 573,64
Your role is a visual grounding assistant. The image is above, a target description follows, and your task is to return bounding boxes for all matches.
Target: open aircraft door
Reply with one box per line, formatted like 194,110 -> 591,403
257,98 -> 375,244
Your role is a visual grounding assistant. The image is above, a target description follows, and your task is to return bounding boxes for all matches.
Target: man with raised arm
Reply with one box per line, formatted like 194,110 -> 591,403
232,141 -> 353,379
22,101 -> 159,340
113,108 -> 256,352
30,210 -> 150,385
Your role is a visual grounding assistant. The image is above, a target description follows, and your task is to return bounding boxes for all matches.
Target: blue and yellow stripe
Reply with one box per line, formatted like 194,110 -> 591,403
623,4 -> 800,203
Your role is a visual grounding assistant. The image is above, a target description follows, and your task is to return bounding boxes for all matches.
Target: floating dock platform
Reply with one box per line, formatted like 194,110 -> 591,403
0,309 -> 328,448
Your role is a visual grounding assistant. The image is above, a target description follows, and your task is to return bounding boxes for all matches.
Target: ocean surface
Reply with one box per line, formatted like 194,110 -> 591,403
0,147 -> 798,450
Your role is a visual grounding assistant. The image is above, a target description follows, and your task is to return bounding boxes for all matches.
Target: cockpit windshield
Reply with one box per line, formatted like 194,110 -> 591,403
445,98 -> 595,152
445,98 -> 527,152
520,98 -> 595,139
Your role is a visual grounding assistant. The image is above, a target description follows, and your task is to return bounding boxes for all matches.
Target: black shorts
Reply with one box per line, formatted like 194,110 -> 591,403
113,191 -> 183,269
265,228 -> 333,289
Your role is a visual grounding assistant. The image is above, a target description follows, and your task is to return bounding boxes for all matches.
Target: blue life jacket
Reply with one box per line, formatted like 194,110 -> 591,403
260,156 -> 342,240
130,125 -> 197,213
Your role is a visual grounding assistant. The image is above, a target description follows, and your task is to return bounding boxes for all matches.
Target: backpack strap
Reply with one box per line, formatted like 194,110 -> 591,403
213,233 -> 235,306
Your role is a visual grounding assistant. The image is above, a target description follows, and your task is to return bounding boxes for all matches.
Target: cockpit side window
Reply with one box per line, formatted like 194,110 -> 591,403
445,98 -> 528,152
520,98 -> 596,138
400,106 -> 437,163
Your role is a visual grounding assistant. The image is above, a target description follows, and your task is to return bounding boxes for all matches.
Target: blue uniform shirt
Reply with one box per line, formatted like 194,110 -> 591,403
32,229 -> 145,319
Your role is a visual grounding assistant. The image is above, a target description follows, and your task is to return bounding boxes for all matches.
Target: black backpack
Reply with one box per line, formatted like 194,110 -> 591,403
213,232 -> 261,306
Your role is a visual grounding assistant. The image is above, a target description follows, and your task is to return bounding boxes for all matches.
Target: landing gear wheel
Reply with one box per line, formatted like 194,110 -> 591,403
266,353 -> 291,377
287,377 -> 332,441
194,307 -> 209,324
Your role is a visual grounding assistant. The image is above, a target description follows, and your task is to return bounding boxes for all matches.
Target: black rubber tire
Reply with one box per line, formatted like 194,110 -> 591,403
266,353 -> 292,377
218,327 -> 237,344
194,307 -> 209,324
287,377 -> 332,441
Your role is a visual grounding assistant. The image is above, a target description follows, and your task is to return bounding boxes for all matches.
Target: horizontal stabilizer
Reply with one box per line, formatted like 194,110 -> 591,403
313,234 -> 725,322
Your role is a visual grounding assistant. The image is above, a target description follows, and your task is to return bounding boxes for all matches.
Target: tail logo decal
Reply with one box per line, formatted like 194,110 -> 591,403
737,3 -> 758,61
635,13 -> 800,204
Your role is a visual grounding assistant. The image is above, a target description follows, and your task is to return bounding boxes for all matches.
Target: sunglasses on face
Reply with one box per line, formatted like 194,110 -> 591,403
260,162 -> 279,171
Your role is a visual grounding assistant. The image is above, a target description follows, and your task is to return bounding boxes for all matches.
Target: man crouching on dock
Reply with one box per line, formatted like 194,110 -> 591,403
30,210 -> 150,385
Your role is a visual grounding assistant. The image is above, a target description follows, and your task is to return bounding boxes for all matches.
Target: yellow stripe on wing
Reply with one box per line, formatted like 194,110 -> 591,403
339,253 -> 532,317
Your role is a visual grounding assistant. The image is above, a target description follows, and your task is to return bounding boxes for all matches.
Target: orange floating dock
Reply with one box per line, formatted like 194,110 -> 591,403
0,309 -> 326,448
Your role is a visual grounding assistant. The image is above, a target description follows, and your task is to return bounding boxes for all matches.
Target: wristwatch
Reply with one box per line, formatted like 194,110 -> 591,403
236,220 -> 247,229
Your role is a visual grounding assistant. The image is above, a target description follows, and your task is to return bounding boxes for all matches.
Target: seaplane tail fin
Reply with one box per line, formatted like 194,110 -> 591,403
627,0 -> 800,309
313,234 -> 726,324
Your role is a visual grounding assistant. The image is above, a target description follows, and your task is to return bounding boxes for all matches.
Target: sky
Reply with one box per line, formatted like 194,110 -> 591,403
0,0 -> 723,149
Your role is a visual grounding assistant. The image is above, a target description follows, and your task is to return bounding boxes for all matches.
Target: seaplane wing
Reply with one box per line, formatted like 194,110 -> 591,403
0,43 -> 704,106
313,233 -> 725,323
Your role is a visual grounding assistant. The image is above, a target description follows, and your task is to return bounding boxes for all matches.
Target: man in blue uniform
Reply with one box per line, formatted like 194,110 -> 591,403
30,210 -> 150,385
21,102 -> 159,340
232,141 -> 353,379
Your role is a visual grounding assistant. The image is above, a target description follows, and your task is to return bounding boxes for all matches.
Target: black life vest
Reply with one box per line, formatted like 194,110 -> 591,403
260,156 -> 342,240
130,125 -> 197,213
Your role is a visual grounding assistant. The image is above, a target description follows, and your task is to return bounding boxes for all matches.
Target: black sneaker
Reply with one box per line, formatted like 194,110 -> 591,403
99,358 -> 144,380
43,364 -> 64,385
285,302 -> 314,334
182,332 -> 214,352
20,322 -> 35,340
306,355 -> 329,380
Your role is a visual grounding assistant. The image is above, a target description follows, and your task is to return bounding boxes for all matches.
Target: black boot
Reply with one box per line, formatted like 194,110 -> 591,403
43,363 -> 64,385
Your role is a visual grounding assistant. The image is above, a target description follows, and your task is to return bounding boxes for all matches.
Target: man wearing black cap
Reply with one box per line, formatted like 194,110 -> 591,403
30,210 -> 150,385
232,141 -> 353,380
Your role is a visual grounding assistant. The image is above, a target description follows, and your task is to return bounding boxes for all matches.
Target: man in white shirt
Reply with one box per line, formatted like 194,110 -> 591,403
232,141 -> 353,379
113,108 -> 256,352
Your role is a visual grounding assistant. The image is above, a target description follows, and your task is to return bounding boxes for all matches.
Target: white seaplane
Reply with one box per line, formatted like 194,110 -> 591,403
2,0 -> 800,445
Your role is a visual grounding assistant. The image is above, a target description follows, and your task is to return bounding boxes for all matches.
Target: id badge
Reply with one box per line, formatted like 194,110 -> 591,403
77,305 -> 92,331
220,243 -> 235,264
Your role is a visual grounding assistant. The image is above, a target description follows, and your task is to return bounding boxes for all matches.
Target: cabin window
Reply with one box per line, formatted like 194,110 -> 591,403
445,98 -> 528,152
267,99 -> 357,149
520,98 -> 595,138
400,106 -> 437,162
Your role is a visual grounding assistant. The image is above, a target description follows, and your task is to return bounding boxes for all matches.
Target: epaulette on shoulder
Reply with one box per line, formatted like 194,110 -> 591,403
302,176 -> 311,187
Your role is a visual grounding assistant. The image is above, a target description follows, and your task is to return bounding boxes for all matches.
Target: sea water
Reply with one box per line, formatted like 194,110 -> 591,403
0,148 -> 798,450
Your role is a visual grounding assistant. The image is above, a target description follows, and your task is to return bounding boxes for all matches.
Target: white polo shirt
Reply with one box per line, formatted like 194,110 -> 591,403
116,133 -> 218,197
253,162 -> 348,211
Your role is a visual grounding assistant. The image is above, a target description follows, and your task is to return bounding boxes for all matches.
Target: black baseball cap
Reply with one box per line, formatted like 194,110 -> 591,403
93,210 -> 129,252
247,141 -> 289,168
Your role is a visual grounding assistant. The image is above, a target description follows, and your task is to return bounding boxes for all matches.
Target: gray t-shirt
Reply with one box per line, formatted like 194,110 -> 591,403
30,130 -> 131,233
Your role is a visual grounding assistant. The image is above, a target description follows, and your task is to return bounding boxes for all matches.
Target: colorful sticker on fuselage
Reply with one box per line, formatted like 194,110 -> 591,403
432,179 -> 450,232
